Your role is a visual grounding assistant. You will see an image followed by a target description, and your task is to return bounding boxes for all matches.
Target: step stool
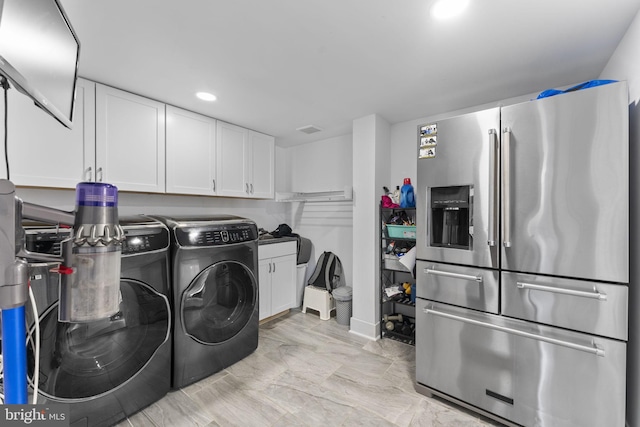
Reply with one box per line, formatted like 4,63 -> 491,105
301,286 -> 335,320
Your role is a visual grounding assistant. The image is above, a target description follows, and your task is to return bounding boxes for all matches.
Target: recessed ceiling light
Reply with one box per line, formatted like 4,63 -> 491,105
431,0 -> 469,20
196,92 -> 217,101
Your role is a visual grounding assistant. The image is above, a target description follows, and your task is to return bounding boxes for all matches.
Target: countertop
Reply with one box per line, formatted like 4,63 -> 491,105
258,235 -> 298,245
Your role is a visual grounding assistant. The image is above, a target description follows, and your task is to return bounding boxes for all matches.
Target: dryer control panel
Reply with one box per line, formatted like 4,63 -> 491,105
176,223 -> 258,247
24,228 -> 72,256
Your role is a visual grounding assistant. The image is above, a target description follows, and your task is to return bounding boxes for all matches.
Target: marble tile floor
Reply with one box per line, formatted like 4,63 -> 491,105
117,310 -> 502,427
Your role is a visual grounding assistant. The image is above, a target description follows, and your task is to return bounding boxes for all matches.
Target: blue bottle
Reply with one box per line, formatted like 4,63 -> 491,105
400,178 -> 415,208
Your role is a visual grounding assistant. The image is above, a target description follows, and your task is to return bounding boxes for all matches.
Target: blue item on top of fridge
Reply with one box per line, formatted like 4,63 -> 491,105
400,178 -> 415,208
537,79 -> 617,99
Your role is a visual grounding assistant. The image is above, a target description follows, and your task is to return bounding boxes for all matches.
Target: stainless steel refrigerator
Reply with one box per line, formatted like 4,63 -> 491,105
414,81 -> 629,427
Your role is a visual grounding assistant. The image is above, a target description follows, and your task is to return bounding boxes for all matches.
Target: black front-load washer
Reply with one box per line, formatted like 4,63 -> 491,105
151,214 -> 259,389
26,216 -> 171,427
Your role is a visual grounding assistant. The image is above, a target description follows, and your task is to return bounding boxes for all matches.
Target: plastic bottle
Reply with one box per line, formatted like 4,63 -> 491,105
400,178 -> 415,208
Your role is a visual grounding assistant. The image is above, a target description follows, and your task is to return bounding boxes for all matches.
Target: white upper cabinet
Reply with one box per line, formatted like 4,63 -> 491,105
166,106 -> 217,196
0,78 -> 273,199
216,121 -> 248,197
217,121 -> 274,199
0,78 -> 95,188
247,130 -> 275,199
95,84 -> 166,193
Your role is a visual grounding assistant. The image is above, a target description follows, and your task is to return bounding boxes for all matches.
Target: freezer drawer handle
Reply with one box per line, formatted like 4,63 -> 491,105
424,308 -> 605,357
425,268 -> 483,283
516,282 -> 607,301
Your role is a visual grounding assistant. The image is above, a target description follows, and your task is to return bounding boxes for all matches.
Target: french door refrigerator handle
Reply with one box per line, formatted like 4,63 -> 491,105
488,129 -> 498,246
425,268 -> 483,283
517,281 -> 608,301
425,308 -> 605,357
502,127 -> 512,247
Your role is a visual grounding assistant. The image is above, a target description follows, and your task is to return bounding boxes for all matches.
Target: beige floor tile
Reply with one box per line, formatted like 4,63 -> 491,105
116,309 -> 502,427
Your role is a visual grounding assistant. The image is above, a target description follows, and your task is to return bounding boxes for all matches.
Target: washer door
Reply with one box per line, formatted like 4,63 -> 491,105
29,279 -> 170,401
181,260 -> 257,344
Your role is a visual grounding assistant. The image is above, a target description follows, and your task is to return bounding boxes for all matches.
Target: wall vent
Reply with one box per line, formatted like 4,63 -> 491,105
296,125 -> 322,134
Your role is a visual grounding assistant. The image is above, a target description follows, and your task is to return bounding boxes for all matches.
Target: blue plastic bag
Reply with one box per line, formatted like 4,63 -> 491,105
537,79 -> 618,99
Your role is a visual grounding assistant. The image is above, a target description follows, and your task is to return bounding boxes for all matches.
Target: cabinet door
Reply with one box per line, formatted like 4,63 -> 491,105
216,121 -> 248,197
166,106 -> 217,195
96,84 -> 165,193
247,130 -> 274,199
270,254 -> 297,315
258,259 -> 272,320
0,78 -> 95,187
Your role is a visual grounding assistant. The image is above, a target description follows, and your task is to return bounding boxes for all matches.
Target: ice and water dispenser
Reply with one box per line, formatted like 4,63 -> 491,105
430,185 -> 472,250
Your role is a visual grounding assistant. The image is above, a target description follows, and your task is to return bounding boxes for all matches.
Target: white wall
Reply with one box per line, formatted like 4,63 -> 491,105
599,9 -> 640,427
600,11 -> 640,103
280,134 -> 353,287
388,92 -> 541,189
287,134 -> 352,193
351,114 -> 390,339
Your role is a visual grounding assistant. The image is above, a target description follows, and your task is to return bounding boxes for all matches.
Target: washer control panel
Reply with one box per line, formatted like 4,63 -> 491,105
176,222 -> 258,247
122,227 -> 169,255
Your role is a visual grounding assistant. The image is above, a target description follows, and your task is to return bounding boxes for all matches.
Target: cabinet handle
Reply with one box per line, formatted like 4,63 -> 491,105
272,262 -> 276,272
268,263 -> 272,273
425,308 -> 605,357
250,183 -> 254,194
84,166 -> 93,182
96,167 -> 103,182
245,183 -> 249,193
516,282 -> 607,301
212,179 -> 216,192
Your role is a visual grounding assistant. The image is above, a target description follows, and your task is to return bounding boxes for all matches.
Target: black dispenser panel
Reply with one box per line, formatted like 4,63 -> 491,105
430,185 -> 472,250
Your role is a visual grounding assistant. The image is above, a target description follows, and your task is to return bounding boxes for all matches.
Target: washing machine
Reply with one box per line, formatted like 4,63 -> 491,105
25,216 -> 172,427
152,214 -> 259,389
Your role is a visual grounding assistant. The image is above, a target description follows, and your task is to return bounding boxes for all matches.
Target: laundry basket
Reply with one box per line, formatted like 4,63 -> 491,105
333,286 -> 353,326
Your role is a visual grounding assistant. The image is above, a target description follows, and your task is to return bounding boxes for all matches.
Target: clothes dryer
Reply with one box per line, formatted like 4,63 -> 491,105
26,216 -> 171,427
152,215 -> 259,389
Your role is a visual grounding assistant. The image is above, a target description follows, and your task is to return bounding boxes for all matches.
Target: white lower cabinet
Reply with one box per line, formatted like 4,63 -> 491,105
258,241 -> 297,320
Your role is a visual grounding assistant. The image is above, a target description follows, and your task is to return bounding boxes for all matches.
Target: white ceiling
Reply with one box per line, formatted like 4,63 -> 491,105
59,0 -> 640,147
